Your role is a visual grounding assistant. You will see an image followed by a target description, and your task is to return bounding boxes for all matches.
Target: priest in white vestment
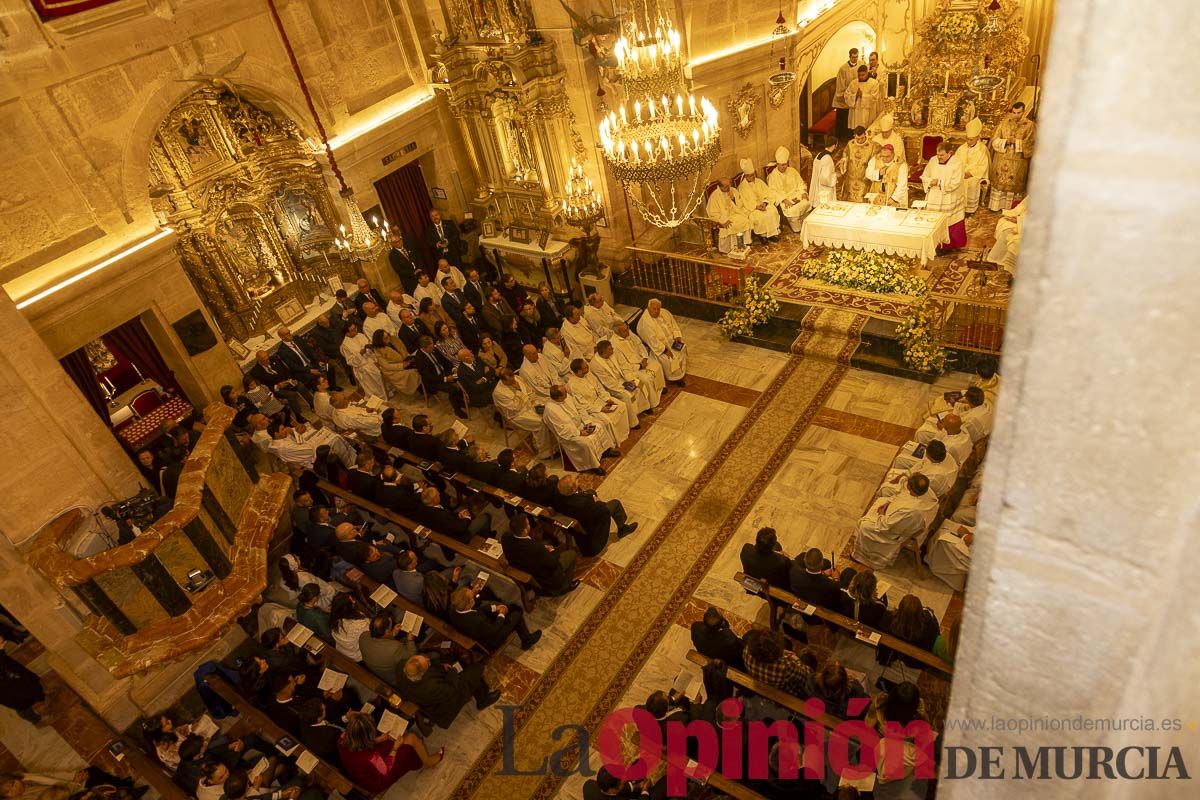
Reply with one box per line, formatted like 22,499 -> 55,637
492,369 -> 552,457
411,272 -> 444,308
637,299 -> 687,384
844,65 -> 880,131
339,322 -> 387,399
916,387 -> 993,444
329,392 -> 383,438
735,159 -> 781,239
611,322 -> 665,401
705,179 -> 752,253
361,302 -> 398,342
869,114 -> 906,164
767,147 -> 810,233
385,290 -> 417,329
987,197 -> 1027,266
926,522 -> 974,591
517,344 -> 556,400
568,358 -> 634,437
880,439 -> 959,498
593,339 -> 657,415
541,328 -> 574,380
312,376 -> 334,423
921,142 -> 967,251
809,138 -> 839,207
543,385 -> 620,474
853,474 -> 940,569
561,306 -> 598,358
267,420 -> 356,468
956,118 -> 991,214
583,294 -> 623,340
432,259 -> 468,295
864,144 -> 909,208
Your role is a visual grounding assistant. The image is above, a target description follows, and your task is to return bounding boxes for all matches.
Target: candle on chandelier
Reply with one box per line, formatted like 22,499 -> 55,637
644,139 -> 654,163
692,128 -> 700,150
634,101 -> 642,123
631,140 -> 640,163
660,135 -> 670,160
676,94 -> 683,116
689,95 -> 696,116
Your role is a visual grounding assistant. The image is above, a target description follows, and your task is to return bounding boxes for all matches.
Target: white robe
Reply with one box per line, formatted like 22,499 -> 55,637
705,187 -> 751,252
385,299 -> 416,329
915,401 -> 993,445
568,371 -> 633,439
955,141 -> 991,213
540,341 -> 573,380
637,309 -> 687,381
331,404 -> 383,438
268,426 -> 356,469
926,522 -> 973,591
921,157 -> 965,226
853,491 -> 940,569
492,377 -> 552,456
592,351 -> 656,415
809,153 -> 839,207
880,455 -> 959,498
561,318 -> 597,359
735,177 -> 781,238
412,282 -> 444,308
767,165 -> 810,231
864,157 -> 909,207
517,356 -> 556,400
870,130 -> 907,164
362,313 -> 397,342
313,390 -> 333,423
987,199 -> 1027,265
612,332 -> 665,401
896,432 -> 973,471
543,396 -> 616,471
434,266 -> 468,293
844,77 -> 880,130
583,302 -> 622,340
340,333 -> 386,399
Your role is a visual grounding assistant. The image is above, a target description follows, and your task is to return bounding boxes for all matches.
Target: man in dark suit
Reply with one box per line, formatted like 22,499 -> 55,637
534,282 -> 564,333
413,335 -> 467,418
491,448 -> 526,493
501,514 -> 578,596
457,303 -> 484,351
353,278 -> 387,316
374,465 -> 420,514
455,348 -> 497,410
380,407 -> 412,450
396,307 -> 428,352
689,606 -> 745,669
407,414 -> 441,460
425,208 -> 464,265
331,289 -> 363,327
347,450 -> 380,499
480,287 -> 516,339
398,654 -> 500,729
462,269 -> 489,312
275,326 -> 338,391
311,314 -> 353,386
387,231 -> 424,293
440,278 -> 468,323
248,350 -> 311,419
461,444 -> 499,485
739,527 -> 791,589
306,506 -> 337,550
448,586 -> 541,650
415,486 -> 476,542
553,474 -> 637,557
789,547 -> 851,615
295,697 -> 343,765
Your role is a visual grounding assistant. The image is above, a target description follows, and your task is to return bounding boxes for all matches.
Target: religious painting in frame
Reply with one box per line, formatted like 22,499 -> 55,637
226,338 -> 250,359
537,227 -> 551,249
430,187 -> 448,200
275,298 -> 304,324
727,83 -> 758,139
326,275 -> 343,295
509,227 -> 531,244
482,219 -> 497,238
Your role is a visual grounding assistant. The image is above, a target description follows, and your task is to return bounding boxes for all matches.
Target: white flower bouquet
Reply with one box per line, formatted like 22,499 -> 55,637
719,275 -> 780,338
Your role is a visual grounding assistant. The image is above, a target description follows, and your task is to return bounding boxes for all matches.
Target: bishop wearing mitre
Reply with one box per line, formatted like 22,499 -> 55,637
839,127 -> 876,203
767,147 -> 810,232
705,178 -> 752,253
735,159 -> 781,240
870,114 -> 907,164
956,118 -> 991,214
865,144 -> 909,208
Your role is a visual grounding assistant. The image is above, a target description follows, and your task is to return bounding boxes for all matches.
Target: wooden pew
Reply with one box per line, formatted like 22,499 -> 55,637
107,735 -> 190,800
316,479 -> 537,599
280,617 -> 420,718
733,571 -> 953,676
685,650 -> 843,732
377,443 -> 580,533
203,674 -> 358,796
337,565 -> 486,656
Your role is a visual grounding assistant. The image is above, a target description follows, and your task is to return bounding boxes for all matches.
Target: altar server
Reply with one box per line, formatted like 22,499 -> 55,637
543,385 -> 621,474
568,357 -> 634,438
637,299 -> 687,385
844,65 -> 880,131
267,419 -> 356,469
561,305 -> 598,358
865,144 -> 909,207
339,322 -> 387,399
735,158 -> 781,240
493,369 -> 553,457
809,137 -> 839,207
594,338 -> 658,414
611,321 -> 665,401
922,142 -> 967,251
926,522 -> 974,591
853,474 -> 939,569
583,293 -> 622,339
870,114 -> 906,163
767,147 -> 810,232
705,178 -> 752,253
956,118 -> 991,214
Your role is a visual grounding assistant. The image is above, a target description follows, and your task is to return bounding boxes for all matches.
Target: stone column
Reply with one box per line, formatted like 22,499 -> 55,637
941,2 -> 1200,795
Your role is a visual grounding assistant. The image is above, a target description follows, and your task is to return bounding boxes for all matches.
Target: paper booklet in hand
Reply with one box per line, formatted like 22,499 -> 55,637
318,668 -> 348,692
451,419 -> 469,439
379,709 -> 409,739
295,750 -> 319,774
191,714 -> 220,739
370,583 -> 398,607
400,610 -> 423,636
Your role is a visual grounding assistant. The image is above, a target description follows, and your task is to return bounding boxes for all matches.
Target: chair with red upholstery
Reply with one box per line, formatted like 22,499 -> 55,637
129,388 -> 163,419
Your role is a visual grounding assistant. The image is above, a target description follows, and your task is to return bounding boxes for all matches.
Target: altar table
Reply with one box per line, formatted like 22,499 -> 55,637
801,203 -> 949,265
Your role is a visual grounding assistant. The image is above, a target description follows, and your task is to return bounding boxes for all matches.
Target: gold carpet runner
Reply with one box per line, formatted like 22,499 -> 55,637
453,308 -> 868,800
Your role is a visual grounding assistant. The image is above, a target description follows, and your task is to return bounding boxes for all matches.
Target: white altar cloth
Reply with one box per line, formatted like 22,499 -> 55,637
801,202 -> 949,265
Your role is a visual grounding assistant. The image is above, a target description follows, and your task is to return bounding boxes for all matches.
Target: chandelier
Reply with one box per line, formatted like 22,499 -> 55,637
333,190 -> 387,263
614,25 -> 682,99
561,160 -> 605,235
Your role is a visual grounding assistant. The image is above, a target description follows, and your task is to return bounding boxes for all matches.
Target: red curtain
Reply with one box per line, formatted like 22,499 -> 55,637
374,161 -> 434,267
60,348 -> 111,426
104,317 -> 182,397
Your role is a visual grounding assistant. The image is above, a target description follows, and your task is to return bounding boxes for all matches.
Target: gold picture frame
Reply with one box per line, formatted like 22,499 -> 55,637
510,227 -> 531,244
276,298 -> 305,324
727,83 -> 758,139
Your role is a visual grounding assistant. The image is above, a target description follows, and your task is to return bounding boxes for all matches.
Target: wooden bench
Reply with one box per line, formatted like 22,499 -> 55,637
280,617 -> 420,719
316,479 -> 537,602
685,650 -> 843,732
108,735 -> 190,800
732,572 -> 953,676
336,566 -> 486,656
203,674 -> 358,796
377,443 -> 580,533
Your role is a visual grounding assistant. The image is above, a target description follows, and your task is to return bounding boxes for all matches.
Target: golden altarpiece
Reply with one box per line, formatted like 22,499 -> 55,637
150,87 -> 358,341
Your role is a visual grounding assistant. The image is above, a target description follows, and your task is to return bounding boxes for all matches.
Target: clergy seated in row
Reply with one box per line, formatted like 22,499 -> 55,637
704,178 -> 752,253
583,293 -> 623,340
637,299 -> 688,386
852,473 -> 939,569
543,385 -> 622,475
361,301 -> 397,344
541,328 -> 574,382
896,414 -> 972,471
865,143 -> 909,208
916,385 -> 994,444
518,343 -> 557,401
930,361 -> 1001,413
561,305 -> 599,358
340,321 -> 387,399
612,321 -> 666,399
264,417 -> 356,470
329,391 -> 383,438
987,197 -> 1028,270
492,369 -> 554,457
957,117 -> 991,215
926,521 -> 974,591
568,357 -> 637,438
840,126 -> 875,202
591,340 -> 659,418
767,146 -> 811,232
922,141 -> 968,254
553,474 -> 638,556
880,439 -> 960,498
735,158 -> 781,242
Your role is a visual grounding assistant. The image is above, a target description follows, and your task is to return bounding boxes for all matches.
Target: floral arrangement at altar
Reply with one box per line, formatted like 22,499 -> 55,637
719,275 -> 779,338
932,11 -> 981,42
896,301 -> 947,374
799,250 -> 927,297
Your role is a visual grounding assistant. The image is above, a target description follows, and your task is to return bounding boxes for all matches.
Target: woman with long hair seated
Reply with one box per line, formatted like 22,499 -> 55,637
417,296 -> 446,337
371,328 -> 420,396
879,594 -> 941,672
477,334 -> 508,371
434,320 -> 466,366
329,592 -> 371,662
337,711 -> 443,792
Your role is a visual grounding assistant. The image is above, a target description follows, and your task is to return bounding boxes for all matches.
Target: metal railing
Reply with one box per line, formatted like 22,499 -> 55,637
623,246 -> 750,303
926,291 -> 1008,353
